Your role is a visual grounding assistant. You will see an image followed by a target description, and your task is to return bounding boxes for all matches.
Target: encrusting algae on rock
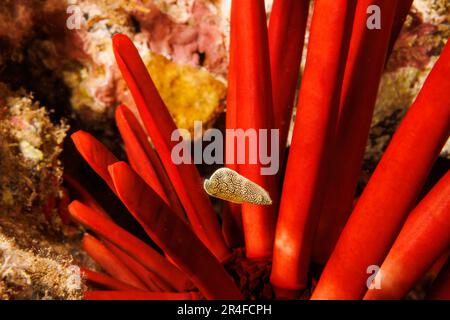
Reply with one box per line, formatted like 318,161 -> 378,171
0,83 -> 68,224
0,230 -> 85,300
0,84 -> 96,299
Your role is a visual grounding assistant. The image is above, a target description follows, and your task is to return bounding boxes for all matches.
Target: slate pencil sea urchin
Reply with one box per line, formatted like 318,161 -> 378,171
66,0 -> 450,300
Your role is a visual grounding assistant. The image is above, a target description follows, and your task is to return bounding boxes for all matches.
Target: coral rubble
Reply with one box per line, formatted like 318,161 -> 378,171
0,84 -> 68,222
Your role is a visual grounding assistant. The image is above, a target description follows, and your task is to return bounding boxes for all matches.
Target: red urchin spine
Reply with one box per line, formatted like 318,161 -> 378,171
108,161 -> 242,300
364,170 -> 450,300
233,0 -> 279,260
271,0 -> 357,297
269,0 -> 310,163
313,0 -> 400,264
313,40 -> 450,300
112,34 -> 230,262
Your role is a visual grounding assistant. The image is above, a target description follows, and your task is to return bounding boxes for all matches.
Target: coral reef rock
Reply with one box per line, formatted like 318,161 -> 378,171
0,83 -> 68,223
366,0 -> 450,169
0,212 -> 88,300
0,0 -> 230,135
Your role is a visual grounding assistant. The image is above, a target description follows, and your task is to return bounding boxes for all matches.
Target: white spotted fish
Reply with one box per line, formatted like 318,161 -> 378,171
203,167 -> 272,205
